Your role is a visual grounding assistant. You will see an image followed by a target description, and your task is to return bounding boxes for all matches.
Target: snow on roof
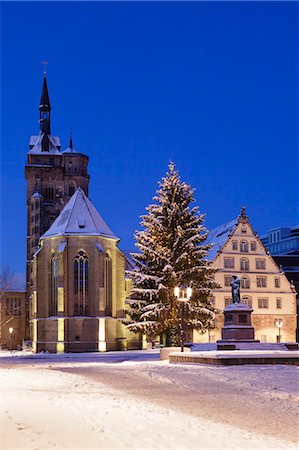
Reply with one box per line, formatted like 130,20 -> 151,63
206,218 -> 238,260
41,188 -> 118,240
62,147 -> 79,154
28,134 -> 62,155
31,191 -> 44,198
57,241 -> 67,253
96,242 -> 104,253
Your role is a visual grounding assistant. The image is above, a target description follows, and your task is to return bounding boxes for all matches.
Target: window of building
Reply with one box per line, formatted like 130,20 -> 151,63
275,278 -> 280,288
261,335 -> 267,343
241,277 -> 250,289
45,186 -> 54,201
232,240 -> 238,251
6,297 -> 21,316
256,259 -> 266,270
241,296 -> 252,308
225,297 -> 232,307
50,255 -> 58,316
73,251 -> 88,315
257,276 -> 267,288
224,257 -> 234,269
240,258 -> 249,271
240,240 -> 248,252
224,275 -> 233,287
105,253 -> 112,315
258,297 -> 268,308
241,228 -> 247,234
250,241 -> 256,251
276,297 -> 282,309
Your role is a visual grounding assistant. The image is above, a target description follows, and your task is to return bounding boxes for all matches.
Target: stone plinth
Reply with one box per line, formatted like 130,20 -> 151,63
218,302 -> 259,342
160,347 -> 191,360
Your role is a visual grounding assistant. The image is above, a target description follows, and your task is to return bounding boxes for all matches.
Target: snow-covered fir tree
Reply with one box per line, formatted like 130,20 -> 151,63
123,162 -> 218,346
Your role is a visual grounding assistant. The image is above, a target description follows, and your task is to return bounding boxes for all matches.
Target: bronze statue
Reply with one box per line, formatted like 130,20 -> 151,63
231,275 -> 241,303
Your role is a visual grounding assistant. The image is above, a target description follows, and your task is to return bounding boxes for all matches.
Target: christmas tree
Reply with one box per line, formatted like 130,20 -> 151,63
123,162 -> 218,347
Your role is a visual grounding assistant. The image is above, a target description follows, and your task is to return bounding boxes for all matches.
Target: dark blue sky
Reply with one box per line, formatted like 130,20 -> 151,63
1,1 -> 298,275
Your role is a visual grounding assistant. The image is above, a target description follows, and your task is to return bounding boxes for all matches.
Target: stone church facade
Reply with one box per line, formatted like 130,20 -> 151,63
26,74 -> 139,352
193,208 -> 297,344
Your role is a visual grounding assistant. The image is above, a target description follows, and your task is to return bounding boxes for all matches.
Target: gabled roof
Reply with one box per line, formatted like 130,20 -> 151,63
28,134 -> 62,154
206,219 -> 238,260
41,188 -> 118,239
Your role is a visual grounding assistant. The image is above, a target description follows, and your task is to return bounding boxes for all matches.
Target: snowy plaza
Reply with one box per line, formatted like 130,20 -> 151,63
1,349 -> 298,449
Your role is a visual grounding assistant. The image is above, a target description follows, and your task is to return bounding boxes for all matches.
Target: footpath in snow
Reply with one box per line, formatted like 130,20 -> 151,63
0,350 -> 298,449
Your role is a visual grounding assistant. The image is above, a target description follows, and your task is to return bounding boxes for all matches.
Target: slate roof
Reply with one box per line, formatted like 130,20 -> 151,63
41,187 -> 118,239
206,218 -> 238,260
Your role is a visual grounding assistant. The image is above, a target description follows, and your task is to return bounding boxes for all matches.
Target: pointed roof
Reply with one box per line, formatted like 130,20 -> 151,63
206,218 -> 238,260
40,72 -> 51,110
41,188 -> 118,239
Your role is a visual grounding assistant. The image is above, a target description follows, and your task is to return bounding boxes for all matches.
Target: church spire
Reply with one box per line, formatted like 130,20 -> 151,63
69,128 -> 73,151
39,71 -> 51,139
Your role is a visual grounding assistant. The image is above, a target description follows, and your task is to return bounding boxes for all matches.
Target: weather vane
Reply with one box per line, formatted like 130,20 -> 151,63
41,61 -> 49,75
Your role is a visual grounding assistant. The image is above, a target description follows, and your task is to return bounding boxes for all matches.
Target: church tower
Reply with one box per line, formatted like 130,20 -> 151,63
25,73 -> 90,333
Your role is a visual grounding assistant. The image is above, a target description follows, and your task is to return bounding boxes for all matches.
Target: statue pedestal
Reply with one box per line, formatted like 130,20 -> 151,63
217,302 -> 260,343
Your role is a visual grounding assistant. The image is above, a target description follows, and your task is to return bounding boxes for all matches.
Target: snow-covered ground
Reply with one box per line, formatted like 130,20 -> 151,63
1,350 -> 298,449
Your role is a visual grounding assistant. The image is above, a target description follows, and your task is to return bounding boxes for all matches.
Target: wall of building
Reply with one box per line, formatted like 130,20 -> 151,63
31,235 -> 140,352
0,292 -> 26,350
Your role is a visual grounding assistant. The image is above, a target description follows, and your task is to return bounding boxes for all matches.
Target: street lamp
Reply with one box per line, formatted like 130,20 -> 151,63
9,327 -> 13,355
275,319 -> 283,343
174,286 -> 192,352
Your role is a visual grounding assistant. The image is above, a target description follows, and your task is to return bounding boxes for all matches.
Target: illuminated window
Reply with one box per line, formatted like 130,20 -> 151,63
105,253 -> 112,315
241,277 -> 250,289
240,241 -> 248,252
50,255 -> 58,316
240,258 -> 249,271
73,251 -> 88,315
241,296 -> 252,308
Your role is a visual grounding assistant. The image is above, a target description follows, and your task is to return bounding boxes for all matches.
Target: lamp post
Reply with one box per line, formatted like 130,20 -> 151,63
9,327 -> 13,355
174,286 -> 192,352
275,319 -> 283,343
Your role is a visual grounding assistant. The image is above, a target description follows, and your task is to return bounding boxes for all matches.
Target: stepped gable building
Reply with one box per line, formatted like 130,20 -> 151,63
193,207 -> 297,344
26,74 -> 138,352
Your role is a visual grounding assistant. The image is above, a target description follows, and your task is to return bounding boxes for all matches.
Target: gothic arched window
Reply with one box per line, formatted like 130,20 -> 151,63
105,252 -> 112,316
50,255 -> 58,316
73,251 -> 88,315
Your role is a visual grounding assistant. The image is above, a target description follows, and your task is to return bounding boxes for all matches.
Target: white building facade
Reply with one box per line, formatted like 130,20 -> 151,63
194,209 -> 297,344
